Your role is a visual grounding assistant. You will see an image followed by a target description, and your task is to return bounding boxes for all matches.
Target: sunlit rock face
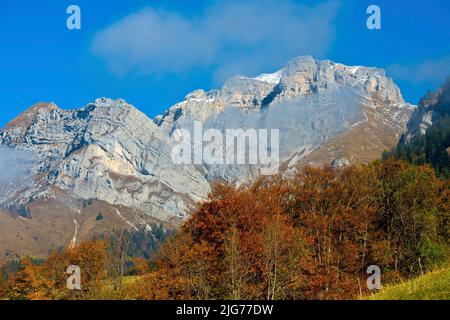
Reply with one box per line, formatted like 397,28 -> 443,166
156,56 -> 412,181
401,77 -> 450,142
0,98 -> 209,220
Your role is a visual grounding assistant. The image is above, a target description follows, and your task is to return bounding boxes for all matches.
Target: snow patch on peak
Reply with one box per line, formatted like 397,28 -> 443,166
349,66 -> 361,75
253,69 -> 283,84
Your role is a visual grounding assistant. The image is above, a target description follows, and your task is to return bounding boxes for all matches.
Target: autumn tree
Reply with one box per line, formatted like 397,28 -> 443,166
5,241 -> 109,300
370,159 -> 448,274
107,229 -> 132,291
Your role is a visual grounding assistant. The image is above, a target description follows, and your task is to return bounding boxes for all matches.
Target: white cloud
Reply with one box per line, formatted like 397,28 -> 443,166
92,0 -> 340,82
388,55 -> 450,85
0,146 -> 33,189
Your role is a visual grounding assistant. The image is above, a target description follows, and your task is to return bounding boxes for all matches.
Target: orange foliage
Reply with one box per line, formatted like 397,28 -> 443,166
4,240 -> 108,300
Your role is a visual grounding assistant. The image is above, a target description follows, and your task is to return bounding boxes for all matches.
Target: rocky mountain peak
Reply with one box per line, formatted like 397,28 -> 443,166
274,56 -> 404,104
155,56 -> 408,135
2,102 -> 61,143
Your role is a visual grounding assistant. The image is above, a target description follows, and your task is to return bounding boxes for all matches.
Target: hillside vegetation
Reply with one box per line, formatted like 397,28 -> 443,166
1,159 -> 447,300
367,266 -> 450,300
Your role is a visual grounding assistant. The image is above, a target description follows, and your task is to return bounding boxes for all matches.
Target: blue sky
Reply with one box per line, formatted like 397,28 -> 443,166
0,0 -> 449,127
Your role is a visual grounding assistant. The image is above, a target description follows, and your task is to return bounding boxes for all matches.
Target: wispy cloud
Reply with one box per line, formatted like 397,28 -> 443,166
387,55 -> 450,86
0,146 -> 33,189
92,0 -> 340,82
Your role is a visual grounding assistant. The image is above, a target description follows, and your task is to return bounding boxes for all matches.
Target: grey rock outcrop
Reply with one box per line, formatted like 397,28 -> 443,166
331,157 -> 350,169
401,77 -> 450,142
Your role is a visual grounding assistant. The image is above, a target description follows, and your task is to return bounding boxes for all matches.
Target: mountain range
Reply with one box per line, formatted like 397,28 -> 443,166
0,56 -> 416,261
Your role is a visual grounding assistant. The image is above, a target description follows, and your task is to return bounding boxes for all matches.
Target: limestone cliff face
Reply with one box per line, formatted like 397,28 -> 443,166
155,56 -> 412,180
156,56 -> 408,132
0,56 -> 413,224
275,56 -> 403,103
401,77 -> 450,142
0,98 -> 209,221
